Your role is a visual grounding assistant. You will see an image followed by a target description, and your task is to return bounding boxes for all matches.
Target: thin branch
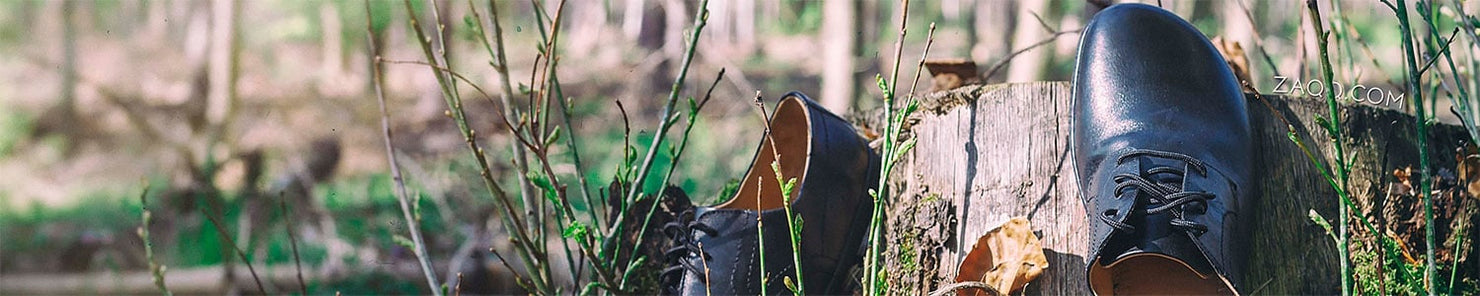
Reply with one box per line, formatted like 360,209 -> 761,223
137,185 -> 172,296
633,69 -> 727,260
200,207 -> 266,294
368,1 -> 441,292
623,0 -> 712,206
1305,1 -> 1352,294
1386,0 -> 1437,293
467,0 -> 542,227
1234,0 -> 1284,77
454,272 -> 463,296
278,193 -> 307,295
906,23 -> 938,102
867,0 -> 913,293
1028,11 -> 1056,33
1416,28 -> 1461,76
981,29 -> 1083,80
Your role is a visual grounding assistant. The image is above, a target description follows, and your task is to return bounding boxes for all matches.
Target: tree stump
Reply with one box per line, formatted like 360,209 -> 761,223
882,82 -> 1473,295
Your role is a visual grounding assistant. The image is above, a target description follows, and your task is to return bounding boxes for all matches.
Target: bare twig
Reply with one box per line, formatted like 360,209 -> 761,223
1415,28 -> 1462,76
469,0 -> 543,240
1305,2 -> 1352,293
1383,0 -> 1437,293
1028,11 -> 1056,33
659,69 -> 726,196
200,207 -> 266,294
1233,0 -> 1284,78
401,0 -> 554,291
623,0 -> 712,207
611,1 -> 713,290
627,69 -> 727,277
370,1 -> 442,293
454,272 -> 463,296
906,24 -> 938,103
278,193 -> 307,295
981,29 -> 1083,80
137,185 -> 172,296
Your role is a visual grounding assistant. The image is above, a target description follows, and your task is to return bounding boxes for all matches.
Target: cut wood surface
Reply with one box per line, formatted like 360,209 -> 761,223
883,82 -> 1471,295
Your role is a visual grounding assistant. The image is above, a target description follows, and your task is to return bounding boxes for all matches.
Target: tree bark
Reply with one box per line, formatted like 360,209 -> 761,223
883,82 -> 1471,295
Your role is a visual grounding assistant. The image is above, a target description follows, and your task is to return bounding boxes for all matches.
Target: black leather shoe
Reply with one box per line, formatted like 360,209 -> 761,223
660,92 -> 879,295
1072,4 -> 1255,295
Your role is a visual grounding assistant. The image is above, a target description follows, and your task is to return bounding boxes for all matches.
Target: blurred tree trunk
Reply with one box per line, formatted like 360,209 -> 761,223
622,0 -> 646,41
1005,0 -> 1051,82
972,1 -> 1014,82
60,0 -> 77,126
120,0 -> 141,30
707,0 -> 730,46
1220,0 -> 1257,80
30,0 -> 82,150
859,0 -> 879,95
207,0 -> 240,291
567,1 -> 608,56
1163,0 -> 1201,21
662,0 -> 687,67
19,0 -> 36,29
820,0 -> 857,113
759,0 -> 779,31
320,1 -> 344,91
207,0 -> 239,138
144,0 -> 168,41
733,0 -> 755,54
942,0 -> 963,22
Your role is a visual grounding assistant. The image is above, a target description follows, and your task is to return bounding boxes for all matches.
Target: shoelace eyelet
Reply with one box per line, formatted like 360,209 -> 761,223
659,209 -> 717,294
1100,149 -> 1218,236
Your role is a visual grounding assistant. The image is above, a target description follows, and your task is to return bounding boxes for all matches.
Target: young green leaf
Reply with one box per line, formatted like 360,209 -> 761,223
876,74 -> 890,93
527,172 -> 561,209
394,234 -> 416,250
545,126 -> 562,147
563,222 -> 590,245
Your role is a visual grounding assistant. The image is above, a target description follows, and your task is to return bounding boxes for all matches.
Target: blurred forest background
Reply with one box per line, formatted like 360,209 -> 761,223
0,0 -> 1465,294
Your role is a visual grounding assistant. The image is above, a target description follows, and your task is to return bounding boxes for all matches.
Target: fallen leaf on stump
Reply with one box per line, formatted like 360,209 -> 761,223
924,59 -> 981,92
1211,37 -> 1251,85
1455,145 -> 1480,199
955,217 -> 1048,296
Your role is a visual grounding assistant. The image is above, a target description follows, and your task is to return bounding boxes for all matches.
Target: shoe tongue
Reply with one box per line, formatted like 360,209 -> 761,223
1098,156 -> 1215,276
693,207 -> 761,228
1112,203 -> 1216,277
1139,155 -> 1190,183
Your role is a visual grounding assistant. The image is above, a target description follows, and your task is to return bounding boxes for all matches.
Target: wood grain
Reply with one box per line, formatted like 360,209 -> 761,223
884,82 -> 1470,295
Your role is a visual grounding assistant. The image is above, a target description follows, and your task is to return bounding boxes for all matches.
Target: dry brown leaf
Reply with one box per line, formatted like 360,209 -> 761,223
1456,145 -> 1480,199
954,217 -> 1048,296
924,59 -> 982,92
1393,167 -> 1415,195
1210,37 -> 1251,85
1386,230 -> 1422,265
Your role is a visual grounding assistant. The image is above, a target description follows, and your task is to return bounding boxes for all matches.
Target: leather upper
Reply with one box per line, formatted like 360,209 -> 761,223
666,92 -> 879,295
1072,3 -> 1254,293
